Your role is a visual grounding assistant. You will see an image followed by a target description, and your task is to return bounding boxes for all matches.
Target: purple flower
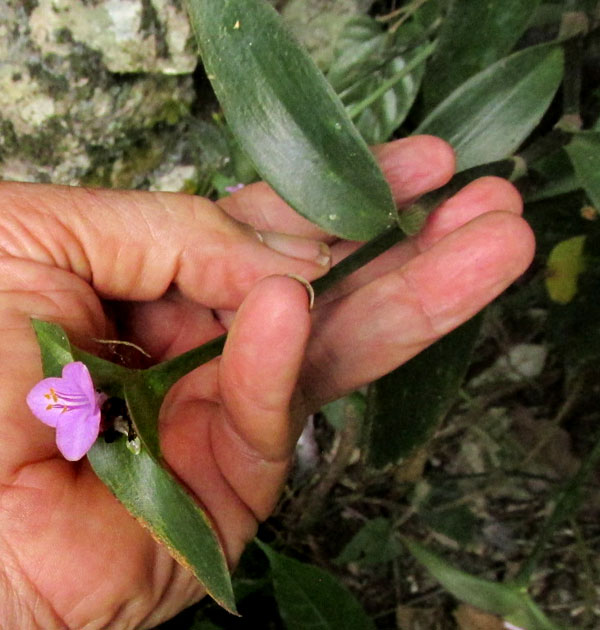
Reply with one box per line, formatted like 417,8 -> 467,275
26,362 -> 106,461
224,182 -> 245,194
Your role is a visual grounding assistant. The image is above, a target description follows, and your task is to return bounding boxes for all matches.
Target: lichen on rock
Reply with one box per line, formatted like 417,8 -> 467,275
0,0 -> 198,188
29,0 -> 196,74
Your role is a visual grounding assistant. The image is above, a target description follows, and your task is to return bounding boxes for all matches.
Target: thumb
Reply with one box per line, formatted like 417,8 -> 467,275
215,275 -> 312,519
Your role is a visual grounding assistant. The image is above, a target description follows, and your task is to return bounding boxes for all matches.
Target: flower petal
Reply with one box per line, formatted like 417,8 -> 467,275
63,362 -> 98,408
55,408 -> 101,461
26,377 -> 70,428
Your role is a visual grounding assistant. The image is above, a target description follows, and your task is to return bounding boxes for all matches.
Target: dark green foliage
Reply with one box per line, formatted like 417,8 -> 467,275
30,1 -> 600,628
256,541 -> 376,630
417,44 -> 564,171
327,16 -> 428,144
184,0 -> 397,240
335,518 -> 403,566
423,0 -> 542,111
364,315 -> 482,468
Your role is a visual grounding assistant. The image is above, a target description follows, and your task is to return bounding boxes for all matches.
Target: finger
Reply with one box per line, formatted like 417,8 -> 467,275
218,136 -> 455,237
118,232 -> 327,359
161,275 -> 310,542
215,275 -> 312,519
218,181 -> 330,239
321,176 -> 524,303
151,276 -> 311,558
371,135 -> 456,206
0,182 -> 330,310
301,211 -> 535,410
115,289 -> 226,362
160,392 -> 258,563
416,176 -> 523,251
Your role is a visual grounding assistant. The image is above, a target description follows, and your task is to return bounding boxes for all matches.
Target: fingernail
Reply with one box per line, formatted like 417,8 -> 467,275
258,231 -> 331,267
286,274 -> 315,310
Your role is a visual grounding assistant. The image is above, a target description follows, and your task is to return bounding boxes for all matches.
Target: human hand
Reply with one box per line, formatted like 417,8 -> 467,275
0,136 -> 534,629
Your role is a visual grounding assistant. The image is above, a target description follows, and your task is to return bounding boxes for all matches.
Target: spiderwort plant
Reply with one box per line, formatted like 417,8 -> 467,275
29,318 -> 239,611
26,361 -> 107,461
22,0 -> 413,614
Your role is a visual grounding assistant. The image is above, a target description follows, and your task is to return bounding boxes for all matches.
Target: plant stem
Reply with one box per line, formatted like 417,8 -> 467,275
311,224 -> 404,295
515,128 -> 572,166
347,40 -> 437,120
145,333 -> 227,395
558,6 -> 588,127
512,427 -> 600,588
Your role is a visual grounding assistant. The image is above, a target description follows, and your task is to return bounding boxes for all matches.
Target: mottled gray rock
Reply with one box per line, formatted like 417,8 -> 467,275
29,0 -> 196,74
0,0 -> 197,187
0,0 -> 372,191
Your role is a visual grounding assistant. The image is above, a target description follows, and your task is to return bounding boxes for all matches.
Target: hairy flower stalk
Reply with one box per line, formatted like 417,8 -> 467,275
27,361 -> 107,461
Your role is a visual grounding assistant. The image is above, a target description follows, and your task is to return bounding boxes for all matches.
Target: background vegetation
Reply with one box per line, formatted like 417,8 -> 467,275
157,1 -> 600,628
2,0 -> 599,628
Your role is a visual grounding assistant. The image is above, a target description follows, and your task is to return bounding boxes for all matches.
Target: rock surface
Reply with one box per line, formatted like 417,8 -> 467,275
0,0 -> 372,191
0,0 -> 197,188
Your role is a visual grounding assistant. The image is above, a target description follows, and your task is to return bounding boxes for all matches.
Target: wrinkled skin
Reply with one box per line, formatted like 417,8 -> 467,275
0,137 -> 534,629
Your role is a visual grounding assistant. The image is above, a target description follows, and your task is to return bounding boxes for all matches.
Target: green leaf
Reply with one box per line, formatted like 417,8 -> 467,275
529,3 -> 565,29
327,17 -> 427,144
88,439 -> 236,614
184,0 -> 397,240
413,0 -> 442,30
420,504 -> 478,547
280,0 -> 367,71
547,232 -> 600,365
31,319 -> 77,378
126,333 -> 227,461
416,45 -> 564,171
31,320 -> 128,396
565,131 -> 600,209
335,518 -> 402,567
363,315 -> 482,468
526,149 -> 581,202
351,51 -> 427,145
415,481 -> 479,547
545,235 -> 587,304
403,539 -> 562,630
423,0 -> 542,110
321,391 -> 366,431
256,540 -> 376,630
404,538 -> 522,616
326,16 -> 385,93
123,376 -> 163,461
